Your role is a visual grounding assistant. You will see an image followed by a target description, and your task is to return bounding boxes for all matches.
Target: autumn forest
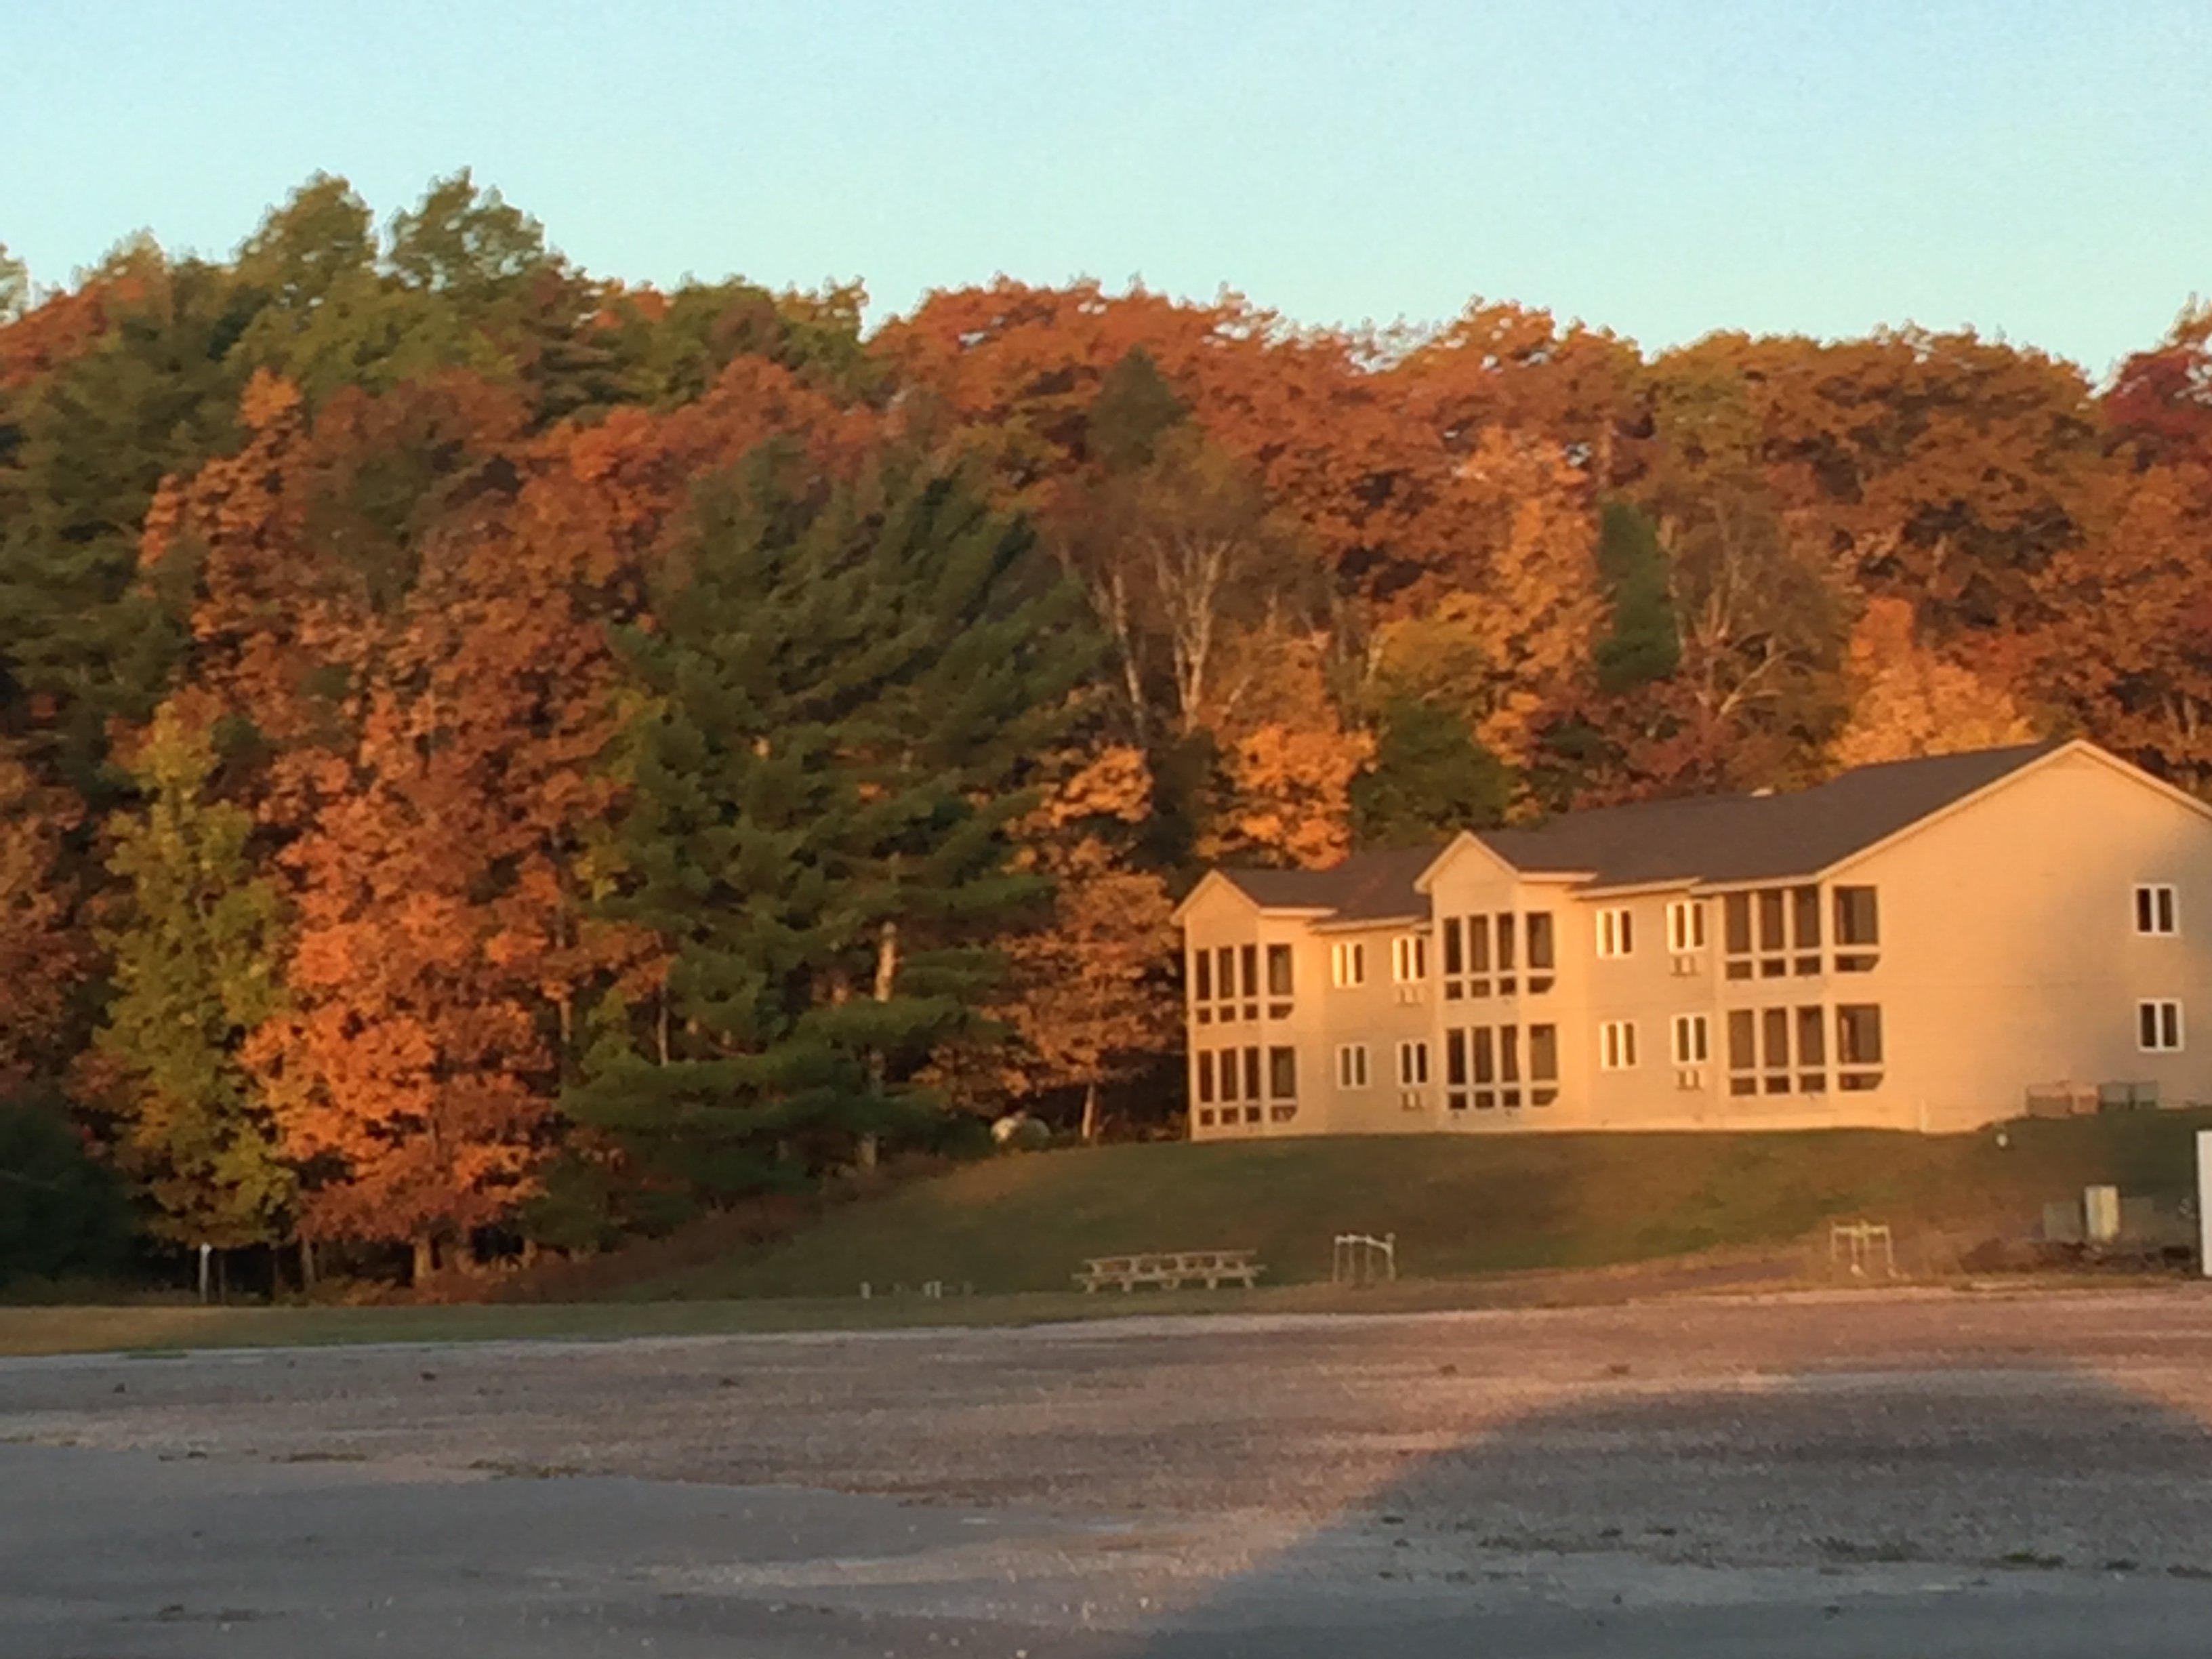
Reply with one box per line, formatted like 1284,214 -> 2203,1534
3,172 -> 2209,1284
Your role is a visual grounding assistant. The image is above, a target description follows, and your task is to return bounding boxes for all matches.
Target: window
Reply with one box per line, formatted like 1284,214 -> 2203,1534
1671,1012 -> 1709,1065
1216,945 -> 1237,1000
1266,943 -> 1295,998
1335,1043 -> 1370,1088
1527,1024 -> 1559,1105
1195,1051 -> 1215,1104
1834,886 -> 1880,971
1790,886 -> 1822,975
1836,1004 -> 1885,1089
1242,1046 -> 1262,1101
1268,1046 -> 1298,1099
1525,912 -> 1556,991
1441,917 -> 1464,977
1596,908 -> 1635,959
1397,1039 -> 1431,1087
1761,1006 -> 1792,1093
1666,899 -> 1707,954
1726,1009 -> 1757,1096
1330,941 -> 1367,987
1796,1005 -> 1827,1092
2139,999 -> 2184,1052
1240,946 -> 1258,1006
1218,1048 -> 1240,1103
2135,884 -> 2179,937
1599,1020 -> 1639,1070
1193,951 -> 1212,1002
1392,933 -> 1429,983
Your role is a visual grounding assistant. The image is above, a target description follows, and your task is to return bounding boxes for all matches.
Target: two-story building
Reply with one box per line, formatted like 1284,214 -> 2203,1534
1174,740 -> 2212,1138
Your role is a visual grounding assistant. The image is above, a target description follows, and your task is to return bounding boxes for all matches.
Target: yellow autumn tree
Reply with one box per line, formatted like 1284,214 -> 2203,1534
1828,597 -> 2040,771
987,747 -> 1179,1141
1201,628 -> 1372,869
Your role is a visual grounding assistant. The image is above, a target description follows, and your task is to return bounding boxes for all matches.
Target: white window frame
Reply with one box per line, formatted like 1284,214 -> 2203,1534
1599,1019 -> 1639,1071
2138,998 -> 2184,1053
1335,1042 -> 1371,1088
1671,1012 -> 1709,1065
1397,1039 -> 1430,1087
1391,933 -> 1429,983
1666,899 -> 1706,954
1330,940 -> 1367,988
2135,884 -> 2179,937
1596,907 -> 1635,959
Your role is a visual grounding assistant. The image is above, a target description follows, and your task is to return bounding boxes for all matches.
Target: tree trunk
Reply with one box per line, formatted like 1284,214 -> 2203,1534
1080,1079 -> 1100,1145
298,1235 -> 316,1294
411,1237 -> 435,1288
857,918 -> 899,1172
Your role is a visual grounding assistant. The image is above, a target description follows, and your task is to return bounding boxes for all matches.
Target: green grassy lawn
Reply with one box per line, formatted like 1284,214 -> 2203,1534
5,1111 -> 2202,1357
636,1109 -> 2212,1300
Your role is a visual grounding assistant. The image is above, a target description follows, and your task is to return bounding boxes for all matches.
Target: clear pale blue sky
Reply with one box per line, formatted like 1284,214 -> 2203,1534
5,0 -> 2209,377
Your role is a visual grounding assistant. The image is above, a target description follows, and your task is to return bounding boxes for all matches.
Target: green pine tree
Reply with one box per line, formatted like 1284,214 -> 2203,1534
97,705 -> 292,1250
1351,697 -> 1512,844
1592,499 -> 1681,694
570,449 -> 1088,1201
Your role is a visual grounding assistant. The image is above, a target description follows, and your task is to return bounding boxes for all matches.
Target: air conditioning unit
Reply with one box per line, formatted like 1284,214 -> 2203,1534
1675,1067 -> 1706,1090
1670,954 -> 1702,977
1399,1090 -> 1427,1111
1395,985 -> 1427,1005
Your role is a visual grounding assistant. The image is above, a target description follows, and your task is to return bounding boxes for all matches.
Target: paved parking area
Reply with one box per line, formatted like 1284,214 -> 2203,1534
6,1287 -> 2212,1655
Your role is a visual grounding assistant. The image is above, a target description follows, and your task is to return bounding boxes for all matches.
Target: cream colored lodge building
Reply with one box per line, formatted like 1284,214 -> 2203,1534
1174,740 -> 2212,1139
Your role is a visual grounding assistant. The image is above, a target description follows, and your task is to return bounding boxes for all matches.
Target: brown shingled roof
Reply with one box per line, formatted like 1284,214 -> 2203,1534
1209,741 -> 2066,919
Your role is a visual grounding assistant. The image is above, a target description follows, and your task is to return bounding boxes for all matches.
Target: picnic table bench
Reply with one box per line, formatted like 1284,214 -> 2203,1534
1073,1249 -> 1264,1292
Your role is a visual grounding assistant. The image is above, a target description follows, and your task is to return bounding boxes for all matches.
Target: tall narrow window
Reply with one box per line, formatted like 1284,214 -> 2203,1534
1335,1043 -> 1370,1088
1528,1024 -> 1559,1105
1243,1046 -> 1262,1101
1240,945 -> 1258,1009
2135,884 -> 2179,937
1495,914 -> 1517,971
1498,1024 -> 1521,1105
1761,1006 -> 1791,1093
1217,945 -> 1237,999
1445,1029 -> 1469,1110
1723,893 -> 1753,980
1195,1052 -> 1215,1104
1392,933 -> 1429,983
1266,943 -> 1294,998
1796,1004 -> 1827,1092
1596,908 -> 1635,959
1599,1020 -> 1638,1070
1269,1046 -> 1298,1099
1218,1049 -> 1240,1103
1837,1004 -> 1885,1089
1790,885 -> 1822,974
1726,1009 -> 1757,1097
1442,917 -> 1465,977
1834,886 -> 1880,971
2139,999 -> 2184,1052
1330,941 -> 1367,987
1525,912 -> 1555,991
1193,951 -> 1212,1002
1666,899 -> 1707,954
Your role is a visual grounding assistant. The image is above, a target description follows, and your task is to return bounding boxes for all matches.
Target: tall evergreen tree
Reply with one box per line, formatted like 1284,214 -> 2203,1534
97,705 -> 291,1250
571,449 -> 1088,1200
1350,697 -> 1511,845
1592,498 -> 1681,694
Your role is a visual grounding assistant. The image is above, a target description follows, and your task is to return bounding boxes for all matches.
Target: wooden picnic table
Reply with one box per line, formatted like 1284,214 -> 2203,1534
1073,1248 -> 1264,1292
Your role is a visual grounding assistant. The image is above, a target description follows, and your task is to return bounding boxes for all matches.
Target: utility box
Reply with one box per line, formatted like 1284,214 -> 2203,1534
2198,1132 -> 2211,1278
2085,1185 -> 2122,1244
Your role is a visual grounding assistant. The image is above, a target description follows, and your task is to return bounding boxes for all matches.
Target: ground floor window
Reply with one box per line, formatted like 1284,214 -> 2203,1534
2139,998 -> 2184,1052
1335,1043 -> 1370,1088
1444,1023 -> 1557,1111
1599,1020 -> 1638,1071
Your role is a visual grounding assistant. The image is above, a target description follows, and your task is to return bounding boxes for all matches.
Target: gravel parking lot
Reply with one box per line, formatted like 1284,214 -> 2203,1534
7,1286 -> 2212,1656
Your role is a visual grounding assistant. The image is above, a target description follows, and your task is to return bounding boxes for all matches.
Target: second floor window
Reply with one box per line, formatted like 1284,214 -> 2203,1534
1330,941 -> 1367,987
1265,943 -> 1294,1000
1392,933 -> 1429,983
2135,884 -> 2179,936
1666,900 -> 1706,954
1596,908 -> 1635,959
1833,886 -> 1880,970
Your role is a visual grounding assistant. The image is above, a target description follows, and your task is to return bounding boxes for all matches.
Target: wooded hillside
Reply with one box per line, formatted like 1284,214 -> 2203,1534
3,173 -> 2208,1279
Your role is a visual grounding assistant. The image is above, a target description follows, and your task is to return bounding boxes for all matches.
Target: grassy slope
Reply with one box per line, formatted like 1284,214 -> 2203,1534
640,1111 -> 2212,1299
